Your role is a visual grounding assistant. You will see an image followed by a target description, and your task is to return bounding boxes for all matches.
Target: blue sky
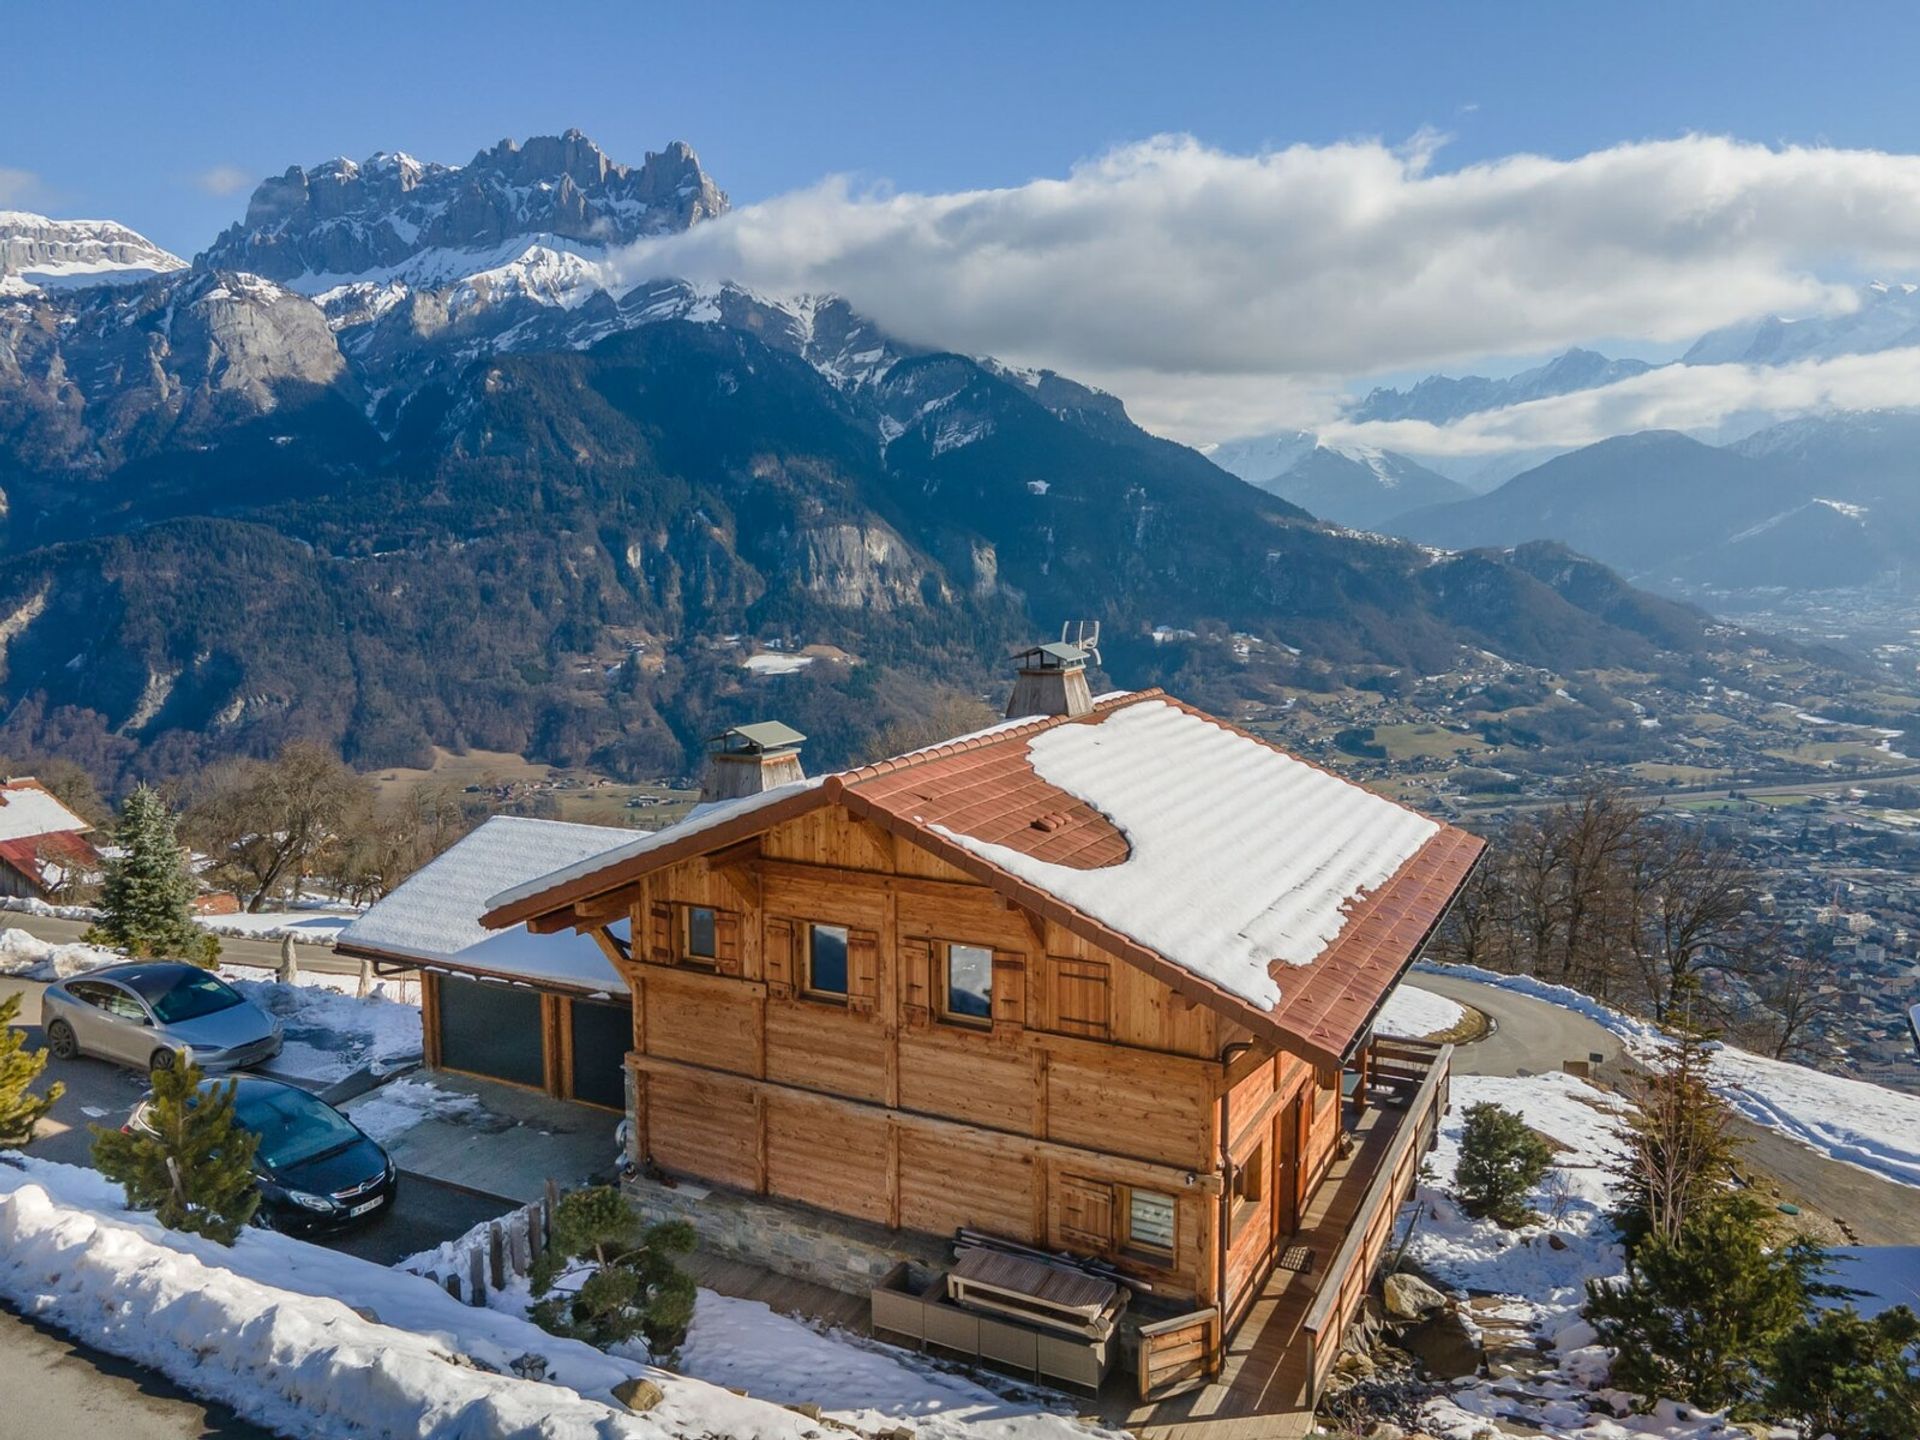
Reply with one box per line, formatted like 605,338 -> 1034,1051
9,0 -> 1920,259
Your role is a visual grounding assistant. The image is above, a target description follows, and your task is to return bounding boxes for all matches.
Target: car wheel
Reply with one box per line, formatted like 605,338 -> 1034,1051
46,1020 -> 77,1060
149,1047 -> 177,1074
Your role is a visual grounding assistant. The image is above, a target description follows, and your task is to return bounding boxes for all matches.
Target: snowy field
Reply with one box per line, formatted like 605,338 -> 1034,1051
1375,982 -> 1467,1040
1418,962 -> 1920,1191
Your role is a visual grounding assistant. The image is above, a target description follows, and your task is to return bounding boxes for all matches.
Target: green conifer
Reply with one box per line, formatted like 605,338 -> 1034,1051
1767,1304 -> 1920,1440
91,1061 -> 259,1244
0,992 -> 63,1146
1454,1101 -> 1554,1227
85,787 -> 219,966
530,1185 -> 697,1351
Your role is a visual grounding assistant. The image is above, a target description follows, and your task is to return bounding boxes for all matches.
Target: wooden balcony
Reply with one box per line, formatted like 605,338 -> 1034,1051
1110,1037 -> 1453,1439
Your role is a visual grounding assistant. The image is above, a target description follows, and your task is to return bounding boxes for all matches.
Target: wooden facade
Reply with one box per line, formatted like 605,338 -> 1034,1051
596,804 -> 1345,1320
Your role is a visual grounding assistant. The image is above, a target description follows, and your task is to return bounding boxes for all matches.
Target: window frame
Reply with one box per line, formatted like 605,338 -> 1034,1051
681,904 -> 718,968
1121,1186 -> 1178,1264
938,940 -> 995,1028
1230,1141 -> 1266,1235
802,921 -> 852,1003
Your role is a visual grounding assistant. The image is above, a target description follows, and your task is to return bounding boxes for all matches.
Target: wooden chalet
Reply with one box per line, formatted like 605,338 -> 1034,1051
481,655 -> 1482,1421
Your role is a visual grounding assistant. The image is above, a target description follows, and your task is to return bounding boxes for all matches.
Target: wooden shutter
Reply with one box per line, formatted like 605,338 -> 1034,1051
901,936 -> 933,1029
714,909 -> 743,977
1059,1175 -> 1115,1252
765,917 -> 795,997
648,901 -> 674,964
847,928 -> 880,1014
1053,958 -> 1110,1038
990,949 -> 1026,1035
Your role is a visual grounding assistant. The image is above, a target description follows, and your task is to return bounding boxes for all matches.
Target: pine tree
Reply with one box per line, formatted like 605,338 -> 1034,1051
91,1061 -> 259,1244
1767,1304 -> 1920,1440
1612,1024 -> 1741,1248
86,787 -> 219,966
529,1185 -> 697,1351
1454,1101 -> 1554,1227
1586,1187 -> 1830,1414
0,991 -> 63,1146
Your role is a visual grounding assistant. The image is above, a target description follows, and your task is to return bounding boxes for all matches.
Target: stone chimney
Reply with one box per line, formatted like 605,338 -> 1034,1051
702,722 -> 806,802
1004,642 -> 1094,720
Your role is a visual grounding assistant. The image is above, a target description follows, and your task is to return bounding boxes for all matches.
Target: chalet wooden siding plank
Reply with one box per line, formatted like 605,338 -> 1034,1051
897,1129 -> 1036,1241
897,1028 -> 1032,1131
1045,1046 -> 1215,1170
847,928 -> 880,1014
646,1069 -> 760,1190
714,909 -> 744,977
643,970 -> 762,1075
1057,1174 -> 1116,1250
1045,956 -> 1111,1039
989,949 -> 1026,1035
759,807 -> 894,872
901,936 -> 933,1029
648,901 -> 673,963
764,1092 -> 890,1224
765,916 -> 795,997
764,1000 -> 889,1104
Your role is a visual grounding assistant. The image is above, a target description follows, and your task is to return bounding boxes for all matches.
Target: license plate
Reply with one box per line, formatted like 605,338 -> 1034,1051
348,1195 -> 385,1217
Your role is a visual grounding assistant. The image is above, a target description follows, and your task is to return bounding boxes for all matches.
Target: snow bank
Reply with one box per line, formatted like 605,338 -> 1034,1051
0,1156 -> 816,1440
1376,982 -> 1467,1040
0,924 -> 120,979
0,895 -> 99,922
1420,961 -> 1920,1190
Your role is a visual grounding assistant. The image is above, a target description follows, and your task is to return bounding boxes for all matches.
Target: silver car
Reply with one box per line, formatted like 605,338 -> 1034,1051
41,962 -> 283,1074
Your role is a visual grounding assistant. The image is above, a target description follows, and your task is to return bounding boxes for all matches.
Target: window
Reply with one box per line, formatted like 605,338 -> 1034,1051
805,923 -> 850,999
683,905 -> 717,966
942,942 -> 994,1025
1125,1188 -> 1177,1260
99,985 -> 151,1024
1231,1143 -> 1266,1232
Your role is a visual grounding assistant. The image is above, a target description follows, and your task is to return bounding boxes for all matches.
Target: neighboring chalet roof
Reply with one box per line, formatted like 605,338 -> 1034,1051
0,778 -> 98,893
337,816 -> 635,995
482,693 -> 1484,1063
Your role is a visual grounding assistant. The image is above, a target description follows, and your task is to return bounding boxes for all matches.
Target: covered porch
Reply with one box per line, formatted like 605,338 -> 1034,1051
1110,1036 -> 1453,1439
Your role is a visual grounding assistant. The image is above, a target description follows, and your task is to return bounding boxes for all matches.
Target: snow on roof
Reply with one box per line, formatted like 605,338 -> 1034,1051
339,816 -> 635,993
930,699 -> 1439,1011
486,777 -> 825,914
0,780 -> 92,844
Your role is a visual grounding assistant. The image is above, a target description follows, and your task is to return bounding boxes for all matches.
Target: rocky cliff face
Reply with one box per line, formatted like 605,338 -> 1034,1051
201,130 -> 726,286
0,212 -> 185,293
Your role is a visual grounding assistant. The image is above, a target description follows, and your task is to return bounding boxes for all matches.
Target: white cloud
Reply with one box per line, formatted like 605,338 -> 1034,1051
1323,347 -> 1920,456
195,164 -> 253,197
0,167 -> 46,208
607,133 -> 1920,442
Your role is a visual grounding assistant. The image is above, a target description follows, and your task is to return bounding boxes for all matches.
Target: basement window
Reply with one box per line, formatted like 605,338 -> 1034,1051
1124,1188 -> 1177,1262
683,906 -> 717,966
941,942 -> 994,1026
805,923 -> 850,1000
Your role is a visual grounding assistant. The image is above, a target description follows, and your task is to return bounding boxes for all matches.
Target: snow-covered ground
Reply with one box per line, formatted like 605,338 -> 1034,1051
408,1204 -> 1116,1440
1376,982 -> 1467,1040
1418,962 -> 1920,1190
1401,1071 -> 1769,1440
0,894 -> 360,944
0,1155 -> 824,1440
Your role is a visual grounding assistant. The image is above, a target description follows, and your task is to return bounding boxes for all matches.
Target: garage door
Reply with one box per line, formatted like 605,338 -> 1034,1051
437,976 -> 545,1088
568,997 -> 631,1110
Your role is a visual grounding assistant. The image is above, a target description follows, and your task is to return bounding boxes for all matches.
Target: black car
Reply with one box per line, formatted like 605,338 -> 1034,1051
127,1074 -> 398,1235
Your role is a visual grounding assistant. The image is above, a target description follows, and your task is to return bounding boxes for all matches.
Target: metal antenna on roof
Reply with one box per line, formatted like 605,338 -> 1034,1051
1061,619 -> 1102,667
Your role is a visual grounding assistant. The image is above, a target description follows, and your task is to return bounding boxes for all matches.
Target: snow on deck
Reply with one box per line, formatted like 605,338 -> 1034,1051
341,815 -> 636,993
935,699 -> 1439,1010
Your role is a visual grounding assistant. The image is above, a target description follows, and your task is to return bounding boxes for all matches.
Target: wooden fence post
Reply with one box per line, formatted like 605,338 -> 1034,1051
488,1221 -> 506,1290
467,1247 -> 486,1307
444,1273 -> 462,1303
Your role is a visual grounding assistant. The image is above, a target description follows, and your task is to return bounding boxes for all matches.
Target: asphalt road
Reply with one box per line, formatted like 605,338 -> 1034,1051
1414,969 -> 1920,1245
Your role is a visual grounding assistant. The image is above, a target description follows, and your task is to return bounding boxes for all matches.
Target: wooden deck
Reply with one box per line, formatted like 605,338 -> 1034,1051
1094,1104 -> 1399,1439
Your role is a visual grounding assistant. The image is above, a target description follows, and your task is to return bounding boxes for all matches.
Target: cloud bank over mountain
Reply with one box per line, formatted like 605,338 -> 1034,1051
605,133 -> 1920,443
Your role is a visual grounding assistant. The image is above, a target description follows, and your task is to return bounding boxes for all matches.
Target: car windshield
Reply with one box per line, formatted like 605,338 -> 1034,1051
230,1085 -> 364,1171
133,970 -> 245,1024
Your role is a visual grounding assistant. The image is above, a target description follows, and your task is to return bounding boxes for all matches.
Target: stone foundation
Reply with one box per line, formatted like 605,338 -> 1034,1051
623,1173 -> 950,1296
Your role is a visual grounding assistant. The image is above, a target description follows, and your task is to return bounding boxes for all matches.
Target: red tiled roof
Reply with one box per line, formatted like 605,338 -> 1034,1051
0,830 -> 99,894
486,690 -> 1483,1063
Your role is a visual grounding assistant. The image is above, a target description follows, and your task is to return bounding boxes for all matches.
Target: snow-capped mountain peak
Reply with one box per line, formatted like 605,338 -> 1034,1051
0,211 -> 186,295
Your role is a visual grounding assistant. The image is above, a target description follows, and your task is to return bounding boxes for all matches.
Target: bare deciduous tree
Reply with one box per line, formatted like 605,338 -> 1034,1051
187,741 -> 374,911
